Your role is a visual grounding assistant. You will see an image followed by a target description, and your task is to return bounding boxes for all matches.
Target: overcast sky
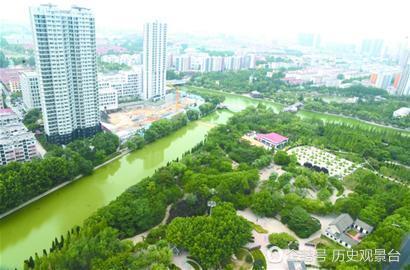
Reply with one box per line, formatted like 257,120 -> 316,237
1,0 -> 409,44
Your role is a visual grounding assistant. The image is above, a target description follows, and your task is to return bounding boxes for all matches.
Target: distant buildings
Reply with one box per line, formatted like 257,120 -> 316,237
0,68 -> 32,92
361,39 -> 384,58
0,108 -> 37,165
98,67 -> 143,102
20,71 -> 41,110
0,108 -> 19,126
30,4 -> 100,144
298,33 -> 321,48
143,21 -> 167,100
397,64 -> 410,96
101,53 -> 142,66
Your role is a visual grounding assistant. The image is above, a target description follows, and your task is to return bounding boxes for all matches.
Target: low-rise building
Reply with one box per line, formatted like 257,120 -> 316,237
0,68 -> 32,92
0,108 -> 19,126
99,86 -> 118,111
255,132 -> 288,149
0,124 -> 38,165
393,107 -> 410,118
324,214 -> 373,248
98,67 -> 143,102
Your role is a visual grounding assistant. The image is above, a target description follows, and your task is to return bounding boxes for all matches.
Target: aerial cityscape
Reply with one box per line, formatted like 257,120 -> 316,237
0,0 -> 409,269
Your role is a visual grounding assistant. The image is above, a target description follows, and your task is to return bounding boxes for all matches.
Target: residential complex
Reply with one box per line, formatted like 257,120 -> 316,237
397,64 -> 410,96
98,67 -> 143,102
0,108 -> 37,165
98,86 -> 118,111
30,4 -> 100,144
20,71 -> 41,110
169,53 -> 255,73
143,21 -> 167,100
0,68 -> 32,92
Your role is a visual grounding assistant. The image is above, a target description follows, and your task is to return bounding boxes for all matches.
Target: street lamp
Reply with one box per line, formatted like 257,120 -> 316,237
207,200 -> 216,215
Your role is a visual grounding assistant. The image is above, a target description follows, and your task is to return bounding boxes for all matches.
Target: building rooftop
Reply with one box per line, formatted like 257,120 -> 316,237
256,132 -> 288,144
354,218 -> 374,233
288,260 -> 307,270
0,108 -> 15,115
339,233 -> 359,247
330,213 -> 354,233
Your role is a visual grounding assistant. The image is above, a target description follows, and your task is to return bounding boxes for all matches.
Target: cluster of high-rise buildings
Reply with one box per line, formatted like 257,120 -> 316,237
169,53 -> 256,73
25,4 -> 168,144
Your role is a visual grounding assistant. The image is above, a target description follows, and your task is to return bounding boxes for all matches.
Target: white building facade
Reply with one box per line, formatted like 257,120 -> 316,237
30,4 -> 100,144
398,64 -> 410,96
143,21 -> 167,100
98,87 -> 118,111
20,71 -> 41,110
98,67 -> 143,102
0,124 -> 38,165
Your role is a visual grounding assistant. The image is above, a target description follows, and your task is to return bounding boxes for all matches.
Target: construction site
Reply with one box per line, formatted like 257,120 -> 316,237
101,91 -> 204,142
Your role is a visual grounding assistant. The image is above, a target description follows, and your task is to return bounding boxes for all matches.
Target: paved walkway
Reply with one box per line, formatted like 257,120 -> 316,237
128,204 -> 172,244
238,208 -> 337,270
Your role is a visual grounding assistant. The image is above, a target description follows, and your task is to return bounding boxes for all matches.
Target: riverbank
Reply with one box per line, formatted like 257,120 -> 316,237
0,111 -> 230,270
0,149 -> 130,220
186,86 -> 410,135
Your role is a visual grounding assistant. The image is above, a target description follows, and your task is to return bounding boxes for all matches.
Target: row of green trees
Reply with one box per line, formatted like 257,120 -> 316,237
0,132 -> 120,214
304,96 -> 410,128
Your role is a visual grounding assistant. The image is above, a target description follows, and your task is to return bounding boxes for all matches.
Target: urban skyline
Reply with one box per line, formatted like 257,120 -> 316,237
1,0 -> 410,44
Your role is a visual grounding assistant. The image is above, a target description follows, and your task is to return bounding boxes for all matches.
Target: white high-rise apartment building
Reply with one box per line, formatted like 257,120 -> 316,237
398,64 -> 410,96
30,4 -> 100,144
20,71 -> 41,110
143,21 -> 167,100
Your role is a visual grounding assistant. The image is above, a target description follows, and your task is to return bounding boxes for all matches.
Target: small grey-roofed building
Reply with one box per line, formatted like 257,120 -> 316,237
324,214 -> 372,249
288,260 -> 307,270
339,233 -> 359,248
330,213 -> 354,233
353,218 -> 374,234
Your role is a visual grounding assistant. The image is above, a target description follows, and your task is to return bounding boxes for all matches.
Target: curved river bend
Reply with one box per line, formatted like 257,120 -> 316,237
0,92 -> 407,269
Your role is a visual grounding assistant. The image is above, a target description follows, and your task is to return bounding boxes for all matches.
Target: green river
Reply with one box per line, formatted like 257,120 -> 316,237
0,91 -> 408,269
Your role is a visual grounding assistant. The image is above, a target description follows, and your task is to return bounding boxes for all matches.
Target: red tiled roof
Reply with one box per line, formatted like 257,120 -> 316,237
0,108 -> 15,115
256,132 -> 288,144
0,68 -> 32,84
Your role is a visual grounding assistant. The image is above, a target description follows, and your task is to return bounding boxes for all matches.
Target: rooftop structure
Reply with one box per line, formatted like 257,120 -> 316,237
324,213 -> 373,248
0,108 -> 19,126
0,68 -> 32,92
393,107 -> 410,118
0,123 -> 38,165
255,132 -> 288,149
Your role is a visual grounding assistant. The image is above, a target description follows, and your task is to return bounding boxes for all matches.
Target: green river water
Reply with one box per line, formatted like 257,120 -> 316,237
0,91 -> 408,269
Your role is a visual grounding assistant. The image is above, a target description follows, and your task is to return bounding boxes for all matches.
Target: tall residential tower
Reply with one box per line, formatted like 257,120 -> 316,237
143,21 -> 167,100
30,4 -> 100,144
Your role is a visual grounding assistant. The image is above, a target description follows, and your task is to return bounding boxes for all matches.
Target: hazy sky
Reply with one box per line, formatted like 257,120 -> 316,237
1,0 -> 409,43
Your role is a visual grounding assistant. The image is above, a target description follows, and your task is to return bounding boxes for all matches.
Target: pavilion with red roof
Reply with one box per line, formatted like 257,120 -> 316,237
255,132 -> 288,149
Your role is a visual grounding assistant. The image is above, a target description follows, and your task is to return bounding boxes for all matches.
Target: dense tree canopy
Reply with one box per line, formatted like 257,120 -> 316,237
166,203 -> 252,268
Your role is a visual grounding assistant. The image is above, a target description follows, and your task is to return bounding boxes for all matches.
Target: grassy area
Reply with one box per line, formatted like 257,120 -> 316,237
250,248 -> 267,270
347,229 -> 358,236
